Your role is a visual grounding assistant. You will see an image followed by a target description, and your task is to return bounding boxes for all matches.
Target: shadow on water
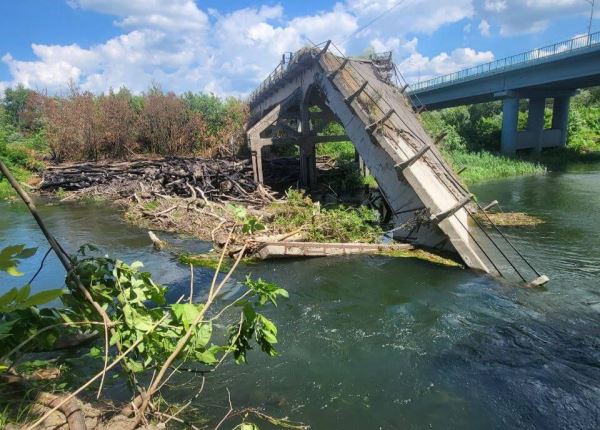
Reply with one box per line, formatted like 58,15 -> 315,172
2,167 -> 600,429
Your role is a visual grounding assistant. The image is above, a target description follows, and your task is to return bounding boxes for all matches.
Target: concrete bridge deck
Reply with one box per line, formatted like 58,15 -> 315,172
245,42 -> 545,284
408,32 -> 600,154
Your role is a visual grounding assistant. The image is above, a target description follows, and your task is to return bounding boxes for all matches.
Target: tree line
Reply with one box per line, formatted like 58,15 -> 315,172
1,84 -> 248,162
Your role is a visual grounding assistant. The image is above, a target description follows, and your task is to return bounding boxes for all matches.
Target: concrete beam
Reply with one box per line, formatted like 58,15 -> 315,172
409,46 -> 600,110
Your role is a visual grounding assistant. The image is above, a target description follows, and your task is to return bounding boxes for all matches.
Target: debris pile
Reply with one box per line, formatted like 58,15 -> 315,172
40,157 -> 276,205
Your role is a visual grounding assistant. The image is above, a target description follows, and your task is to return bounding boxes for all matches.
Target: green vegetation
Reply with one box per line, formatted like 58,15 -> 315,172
0,84 -> 247,198
316,121 -> 378,191
270,189 -> 383,243
421,104 -> 546,184
421,87 -> 600,184
0,92 -> 47,199
0,212 -> 298,428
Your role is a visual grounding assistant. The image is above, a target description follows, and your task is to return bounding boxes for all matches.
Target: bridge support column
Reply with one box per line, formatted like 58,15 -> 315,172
299,141 -> 317,188
500,95 -> 519,155
528,97 -> 546,154
298,96 -> 317,189
250,142 -> 265,184
552,95 -> 571,147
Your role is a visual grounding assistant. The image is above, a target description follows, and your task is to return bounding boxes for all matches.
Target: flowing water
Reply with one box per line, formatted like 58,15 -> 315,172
1,167 -> 599,429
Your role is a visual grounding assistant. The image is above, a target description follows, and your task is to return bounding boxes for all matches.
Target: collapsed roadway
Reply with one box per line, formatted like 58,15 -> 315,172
245,41 -> 548,287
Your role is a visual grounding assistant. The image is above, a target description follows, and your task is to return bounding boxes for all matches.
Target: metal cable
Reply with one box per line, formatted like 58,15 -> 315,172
325,41 -> 540,279
322,42 -> 532,278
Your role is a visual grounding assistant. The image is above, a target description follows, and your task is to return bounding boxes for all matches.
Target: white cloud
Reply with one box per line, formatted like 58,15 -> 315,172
7,0 -> 589,96
477,0 -> 594,35
68,0 -> 209,31
399,43 -> 494,83
483,0 -> 507,13
345,0 -> 474,37
478,19 -> 491,36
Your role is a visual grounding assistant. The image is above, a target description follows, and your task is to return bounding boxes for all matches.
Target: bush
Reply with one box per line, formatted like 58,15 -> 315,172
139,87 -> 207,155
3,85 -> 248,162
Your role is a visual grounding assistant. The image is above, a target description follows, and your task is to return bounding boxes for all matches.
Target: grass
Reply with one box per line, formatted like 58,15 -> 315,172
420,95 -> 600,184
316,141 -> 355,160
0,163 -> 30,199
178,252 -> 232,272
443,148 -> 547,184
269,189 -> 383,243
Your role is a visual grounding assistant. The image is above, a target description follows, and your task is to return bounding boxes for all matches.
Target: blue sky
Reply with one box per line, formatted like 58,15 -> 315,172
0,0 -> 596,96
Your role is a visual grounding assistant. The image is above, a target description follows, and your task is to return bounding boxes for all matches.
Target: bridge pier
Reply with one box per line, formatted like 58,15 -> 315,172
500,94 -> 519,155
552,95 -> 571,147
499,92 -> 573,154
299,141 -> 317,188
527,97 -> 546,154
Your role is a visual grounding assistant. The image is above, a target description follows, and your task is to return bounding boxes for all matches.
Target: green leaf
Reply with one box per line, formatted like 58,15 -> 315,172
194,322 -> 212,347
16,284 -> 31,302
171,303 -> 203,331
195,348 -> 218,365
240,422 -> 259,430
22,289 -> 64,307
6,266 -> 23,277
0,288 -> 18,309
0,245 -> 36,277
130,261 -> 144,271
89,346 -> 102,358
17,247 -> 37,259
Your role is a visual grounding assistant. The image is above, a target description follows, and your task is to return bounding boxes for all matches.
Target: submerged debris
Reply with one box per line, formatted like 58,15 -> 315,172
474,211 -> 544,227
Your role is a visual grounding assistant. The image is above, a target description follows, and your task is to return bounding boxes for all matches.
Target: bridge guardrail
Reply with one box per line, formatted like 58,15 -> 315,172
410,31 -> 600,92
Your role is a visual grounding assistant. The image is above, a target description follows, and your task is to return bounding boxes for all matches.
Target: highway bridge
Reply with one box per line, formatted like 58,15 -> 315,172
408,32 -> 600,154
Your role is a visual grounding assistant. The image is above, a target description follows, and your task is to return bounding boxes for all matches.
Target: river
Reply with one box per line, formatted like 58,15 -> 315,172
1,167 -> 599,429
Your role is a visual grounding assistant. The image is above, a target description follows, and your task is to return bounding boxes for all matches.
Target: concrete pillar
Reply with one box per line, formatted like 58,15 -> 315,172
299,141 -> 316,188
501,96 -> 519,155
527,97 -> 546,153
299,97 -> 316,188
552,96 -> 571,147
358,155 -> 369,177
251,147 -> 264,184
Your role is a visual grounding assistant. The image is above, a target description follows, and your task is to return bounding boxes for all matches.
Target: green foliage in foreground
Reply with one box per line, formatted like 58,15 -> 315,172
0,240 -> 288,430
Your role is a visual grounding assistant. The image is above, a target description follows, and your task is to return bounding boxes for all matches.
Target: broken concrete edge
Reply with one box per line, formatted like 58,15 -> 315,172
525,274 -> 550,288
250,240 -> 463,268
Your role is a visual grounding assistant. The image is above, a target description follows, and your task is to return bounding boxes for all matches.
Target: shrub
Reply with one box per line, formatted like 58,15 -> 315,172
39,85 -> 247,161
139,87 -> 207,155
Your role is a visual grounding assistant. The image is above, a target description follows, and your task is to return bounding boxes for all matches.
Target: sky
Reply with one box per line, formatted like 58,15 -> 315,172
0,0 -> 597,97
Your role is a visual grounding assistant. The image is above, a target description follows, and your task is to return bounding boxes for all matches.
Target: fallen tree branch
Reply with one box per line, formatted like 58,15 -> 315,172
3,373 -> 87,430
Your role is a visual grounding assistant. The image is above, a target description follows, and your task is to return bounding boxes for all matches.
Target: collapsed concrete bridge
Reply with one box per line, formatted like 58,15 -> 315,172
245,42 -> 546,285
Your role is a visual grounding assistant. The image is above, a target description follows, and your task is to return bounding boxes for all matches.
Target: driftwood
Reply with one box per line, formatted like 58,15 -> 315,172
40,157 -> 277,205
2,373 -> 87,430
148,231 -> 166,250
